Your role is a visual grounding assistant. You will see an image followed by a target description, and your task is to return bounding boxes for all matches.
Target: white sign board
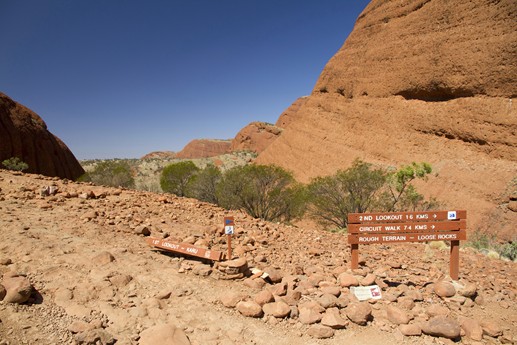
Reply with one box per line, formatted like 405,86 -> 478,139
225,226 -> 234,235
350,285 -> 382,301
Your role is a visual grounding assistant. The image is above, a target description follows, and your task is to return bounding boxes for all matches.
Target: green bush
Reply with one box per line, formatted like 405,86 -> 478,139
498,242 -> 517,261
185,164 -> 222,204
160,161 -> 200,197
307,159 -> 386,229
2,157 -> 29,171
307,159 -> 435,230
79,160 -> 135,188
216,164 -> 306,222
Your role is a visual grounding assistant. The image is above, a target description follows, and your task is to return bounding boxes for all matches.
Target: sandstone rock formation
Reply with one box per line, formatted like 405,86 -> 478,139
256,0 -> 517,240
275,96 -> 308,129
174,139 -> 231,159
140,151 -> 176,160
230,122 -> 282,154
0,93 -> 84,180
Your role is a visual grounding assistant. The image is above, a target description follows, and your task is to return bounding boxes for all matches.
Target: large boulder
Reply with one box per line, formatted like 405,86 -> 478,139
230,122 -> 282,154
174,139 -> 231,159
256,0 -> 517,240
0,93 -> 84,180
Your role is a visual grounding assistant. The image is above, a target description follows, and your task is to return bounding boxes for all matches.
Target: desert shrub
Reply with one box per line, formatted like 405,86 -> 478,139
307,159 -> 435,230
216,164 -> 306,222
2,157 -> 29,171
307,159 -> 386,229
498,242 -> 517,261
466,230 -> 494,251
160,161 -> 199,197
79,160 -> 135,188
185,164 -> 222,204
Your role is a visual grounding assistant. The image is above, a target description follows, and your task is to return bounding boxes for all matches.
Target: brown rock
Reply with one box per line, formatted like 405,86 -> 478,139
360,273 -> 377,286
481,320 -> 503,338
262,301 -> 290,318
230,122 -> 283,154
220,292 -> 247,308
175,139 -> 231,159
254,290 -> 274,306
307,324 -> 335,339
68,320 -> 96,334
386,305 -> 411,325
2,275 -> 32,304
422,316 -> 461,339
75,329 -> 116,345
298,305 -> 323,325
434,281 -> 456,298
236,301 -> 263,318
0,284 -> 5,301
345,302 -> 372,326
108,274 -> 132,287
139,323 -> 190,345
460,318 -> 483,341
316,293 -> 339,309
508,200 -> 517,212
426,304 -> 450,317
92,251 -> 115,266
134,225 -> 151,236
263,267 -> 284,283
399,324 -> 422,336
338,273 -> 359,288
321,308 -> 348,329
0,93 -> 84,180
458,282 -> 477,298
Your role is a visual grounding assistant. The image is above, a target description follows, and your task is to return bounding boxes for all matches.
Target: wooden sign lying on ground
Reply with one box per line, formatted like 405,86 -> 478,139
348,210 -> 467,280
147,237 -> 223,261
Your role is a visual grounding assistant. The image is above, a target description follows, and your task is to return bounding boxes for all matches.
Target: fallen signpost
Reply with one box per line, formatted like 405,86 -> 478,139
347,210 -> 467,280
146,237 -> 223,261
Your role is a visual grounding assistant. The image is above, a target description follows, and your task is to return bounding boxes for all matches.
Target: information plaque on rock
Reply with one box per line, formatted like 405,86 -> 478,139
347,210 -> 467,280
146,237 -> 223,261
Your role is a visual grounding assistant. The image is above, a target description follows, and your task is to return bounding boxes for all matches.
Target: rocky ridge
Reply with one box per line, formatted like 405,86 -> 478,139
0,169 -> 515,344
174,139 -> 232,159
0,93 -> 84,180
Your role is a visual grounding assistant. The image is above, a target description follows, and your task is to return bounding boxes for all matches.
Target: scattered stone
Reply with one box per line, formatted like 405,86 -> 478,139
139,323 -> 190,345
316,293 -> 338,309
386,305 -> 411,325
68,320 -> 96,334
0,284 -> 5,301
221,292 -> 247,308
481,320 -> 503,338
0,258 -> 12,265
307,324 -> 335,339
338,273 -> 359,288
421,316 -> 461,339
264,268 -> 284,283
458,282 -> 477,298
92,252 -> 115,265
134,225 -> 151,236
2,274 -> 33,304
460,318 -> 483,341
75,329 -> 116,345
299,305 -> 323,325
426,304 -> 450,317
236,301 -> 263,318
346,302 -> 372,326
399,324 -> 422,336
109,274 -> 133,287
434,281 -> 456,298
254,289 -> 274,306
321,308 -> 348,329
262,301 -> 290,318
192,264 -> 212,276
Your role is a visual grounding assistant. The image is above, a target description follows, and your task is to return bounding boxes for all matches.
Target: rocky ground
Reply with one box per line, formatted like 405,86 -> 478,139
0,169 -> 515,345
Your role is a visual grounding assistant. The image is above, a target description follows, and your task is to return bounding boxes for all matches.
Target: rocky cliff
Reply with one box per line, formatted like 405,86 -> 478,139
0,93 -> 84,180
174,139 -> 232,159
256,0 -> 517,240
230,122 -> 282,154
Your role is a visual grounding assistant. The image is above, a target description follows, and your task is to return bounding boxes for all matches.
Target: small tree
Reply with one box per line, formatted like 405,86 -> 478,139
216,164 -> 306,222
2,157 -> 29,172
384,162 -> 432,211
79,160 -> 135,188
185,164 -> 222,204
160,161 -> 199,197
307,160 -> 386,229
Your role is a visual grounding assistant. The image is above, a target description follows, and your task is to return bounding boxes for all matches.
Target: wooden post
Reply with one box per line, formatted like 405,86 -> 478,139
227,234 -> 232,260
450,240 -> 460,280
351,244 -> 359,269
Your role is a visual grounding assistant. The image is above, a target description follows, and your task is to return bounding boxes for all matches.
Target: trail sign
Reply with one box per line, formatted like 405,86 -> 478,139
224,217 -> 235,235
147,237 -> 223,261
347,210 -> 467,280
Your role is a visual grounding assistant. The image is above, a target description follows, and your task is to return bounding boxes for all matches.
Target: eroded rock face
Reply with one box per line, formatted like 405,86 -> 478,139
230,122 -> 282,154
256,0 -> 517,240
175,139 -> 231,159
0,93 -> 84,180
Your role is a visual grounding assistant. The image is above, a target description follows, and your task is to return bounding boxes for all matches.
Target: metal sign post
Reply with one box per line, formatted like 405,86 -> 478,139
224,217 -> 235,260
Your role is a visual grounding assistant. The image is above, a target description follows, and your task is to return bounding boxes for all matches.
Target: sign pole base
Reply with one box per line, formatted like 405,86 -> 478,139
351,244 -> 359,269
450,240 -> 459,280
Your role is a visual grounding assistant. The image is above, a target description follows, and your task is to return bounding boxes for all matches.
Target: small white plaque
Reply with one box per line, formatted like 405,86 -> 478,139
225,226 -> 234,235
350,285 -> 382,301
447,211 -> 457,220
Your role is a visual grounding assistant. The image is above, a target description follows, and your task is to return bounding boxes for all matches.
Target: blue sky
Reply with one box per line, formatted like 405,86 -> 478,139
0,1 -> 370,159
